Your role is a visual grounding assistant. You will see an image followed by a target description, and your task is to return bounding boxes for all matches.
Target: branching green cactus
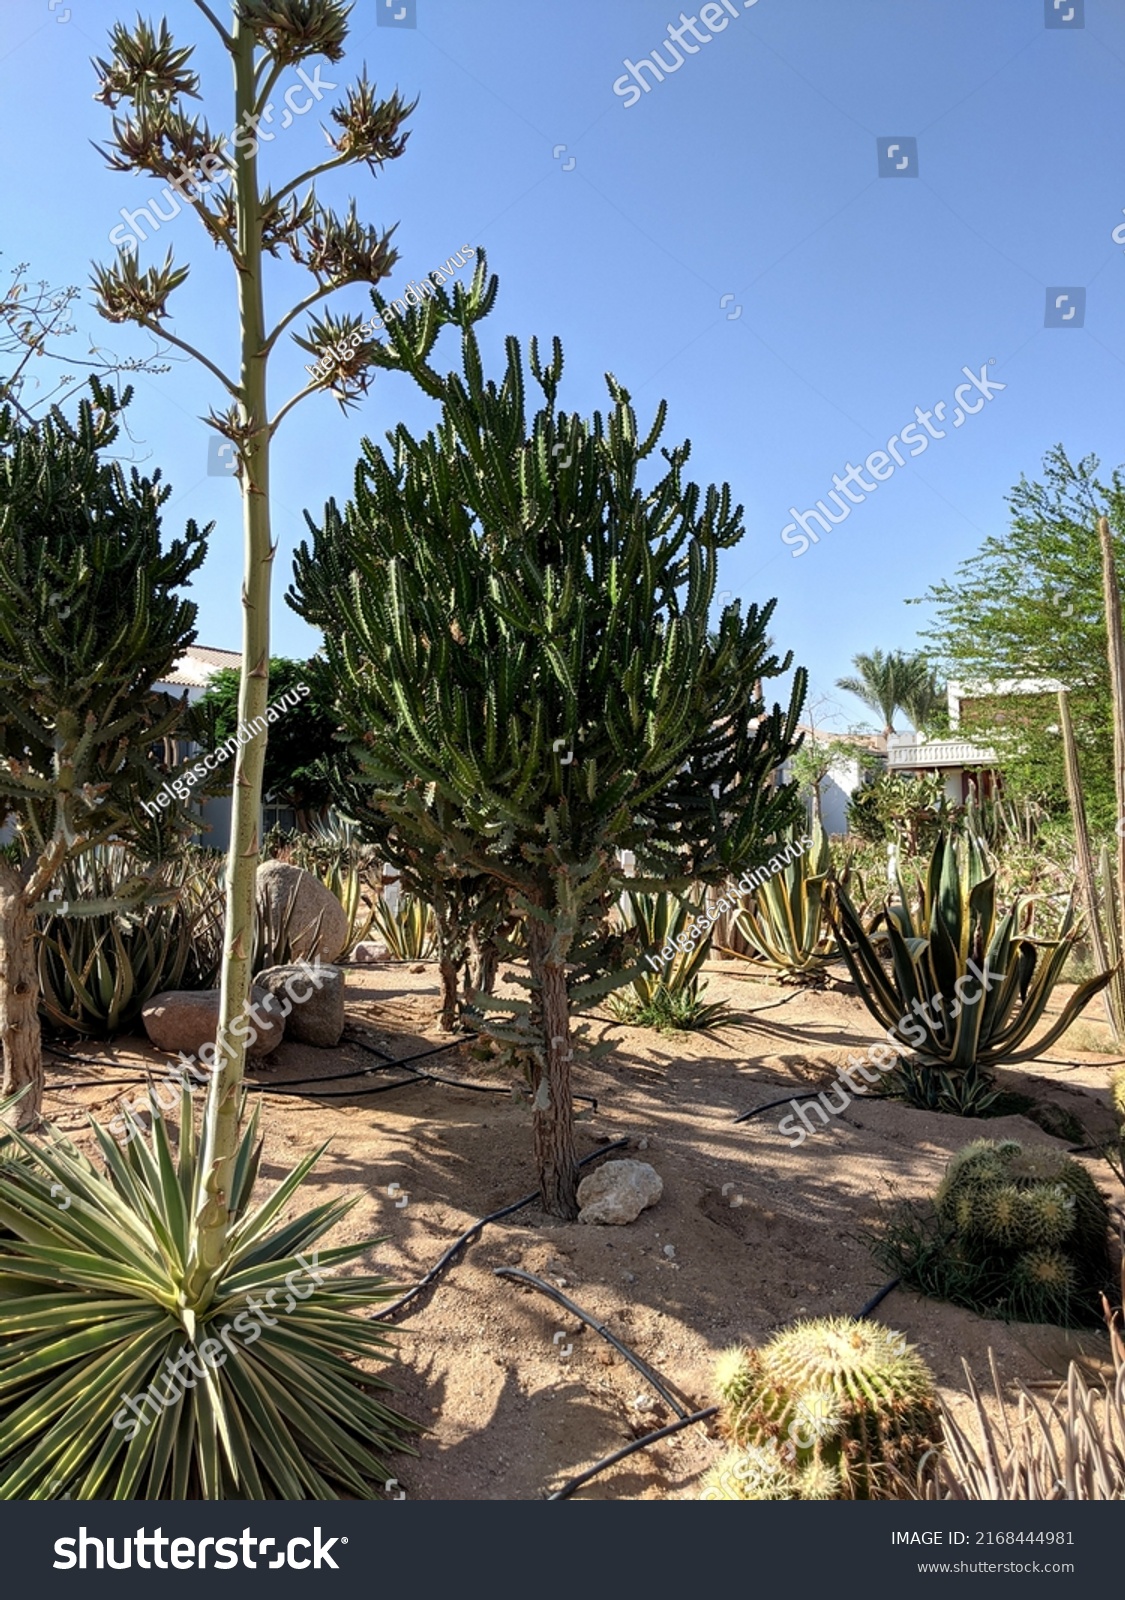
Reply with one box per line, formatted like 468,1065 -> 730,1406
701,1318 -> 941,1500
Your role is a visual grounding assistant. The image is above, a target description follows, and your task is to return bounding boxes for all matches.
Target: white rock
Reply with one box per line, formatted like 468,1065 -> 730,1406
351,940 -> 391,964
577,1159 -> 663,1226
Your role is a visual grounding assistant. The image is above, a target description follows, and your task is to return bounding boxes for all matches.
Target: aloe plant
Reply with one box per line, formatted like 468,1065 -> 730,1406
830,832 -> 1112,1106
720,825 -> 835,983
36,849 -> 224,1038
608,891 -> 731,1031
0,1096 -> 416,1498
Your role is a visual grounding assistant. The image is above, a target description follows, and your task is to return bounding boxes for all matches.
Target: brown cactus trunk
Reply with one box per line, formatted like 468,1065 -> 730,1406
0,861 -> 41,1128
525,916 -> 578,1219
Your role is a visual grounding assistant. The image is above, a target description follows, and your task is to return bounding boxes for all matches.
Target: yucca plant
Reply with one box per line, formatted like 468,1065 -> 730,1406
0,1095 -> 417,1498
830,832 -> 1113,1113
36,849 -> 224,1038
719,824 -> 836,983
370,893 -> 436,961
608,891 -> 731,1031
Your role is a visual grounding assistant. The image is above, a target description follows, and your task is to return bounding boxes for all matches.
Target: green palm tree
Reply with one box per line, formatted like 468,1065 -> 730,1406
898,656 -> 945,737
835,649 -> 913,737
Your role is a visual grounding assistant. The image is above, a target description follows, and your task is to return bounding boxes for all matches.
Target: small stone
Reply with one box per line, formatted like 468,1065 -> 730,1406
410,963 -> 426,973
352,940 -> 391,964
663,1244 -> 676,1259
577,1160 -> 663,1226
623,1272 -> 637,1284
638,1137 -> 649,1150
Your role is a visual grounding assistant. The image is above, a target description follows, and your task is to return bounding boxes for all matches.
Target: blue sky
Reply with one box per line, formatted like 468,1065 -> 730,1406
2,0 -> 1124,734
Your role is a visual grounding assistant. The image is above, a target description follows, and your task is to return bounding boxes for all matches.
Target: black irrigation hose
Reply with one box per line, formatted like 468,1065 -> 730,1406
855,1277 -> 902,1319
732,1091 -> 822,1125
543,1276 -> 908,1501
545,1407 -> 720,1502
492,1268 -> 690,1419
374,1138 -> 630,1323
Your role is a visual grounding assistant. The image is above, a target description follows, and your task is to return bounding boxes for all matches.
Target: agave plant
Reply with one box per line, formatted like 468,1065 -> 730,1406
36,848 -> 225,1039
608,891 -> 731,1032
719,824 -> 837,984
0,1096 -> 417,1498
370,893 -> 436,961
830,832 -> 1113,1112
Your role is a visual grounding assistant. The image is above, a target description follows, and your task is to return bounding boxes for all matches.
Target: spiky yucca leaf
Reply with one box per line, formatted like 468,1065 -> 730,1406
370,893 -> 435,960
0,1099 -> 417,1499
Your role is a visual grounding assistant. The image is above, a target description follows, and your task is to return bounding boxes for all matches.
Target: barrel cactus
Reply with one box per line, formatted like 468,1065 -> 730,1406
701,1318 -> 941,1500
936,1140 -> 1109,1325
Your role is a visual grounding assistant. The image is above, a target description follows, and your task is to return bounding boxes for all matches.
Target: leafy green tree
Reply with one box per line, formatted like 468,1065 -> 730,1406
790,736 -> 882,828
89,1 -> 494,1289
835,649 -> 915,737
192,656 -> 338,829
0,382 -> 207,1125
913,447 -> 1123,831
291,331 -> 807,1217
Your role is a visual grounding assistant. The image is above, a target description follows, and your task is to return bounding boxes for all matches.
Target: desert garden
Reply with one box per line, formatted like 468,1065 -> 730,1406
0,0 -> 1123,1506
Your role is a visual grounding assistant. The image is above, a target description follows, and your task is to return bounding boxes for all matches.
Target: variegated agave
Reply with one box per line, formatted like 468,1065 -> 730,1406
0,1096 -> 416,1498
720,824 -> 837,984
829,832 -> 1112,1108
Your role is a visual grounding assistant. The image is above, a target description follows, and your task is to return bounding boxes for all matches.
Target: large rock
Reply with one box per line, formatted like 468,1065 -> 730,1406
257,860 -> 349,963
255,963 -> 345,1048
142,986 -> 285,1059
577,1159 -> 663,1226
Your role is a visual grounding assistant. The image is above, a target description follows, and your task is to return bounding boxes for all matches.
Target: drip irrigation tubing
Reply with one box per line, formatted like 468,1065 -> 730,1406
373,1138 -> 629,1322
855,1277 -> 902,1319
492,1268 -> 691,1418
545,1408 -> 719,1502
542,1274 -> 907,1501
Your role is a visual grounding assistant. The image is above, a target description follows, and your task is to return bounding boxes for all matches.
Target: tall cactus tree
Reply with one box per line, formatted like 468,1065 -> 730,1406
89,2 -> 494,1289
0,383 -> 206,1126
291,331 -> 807,1216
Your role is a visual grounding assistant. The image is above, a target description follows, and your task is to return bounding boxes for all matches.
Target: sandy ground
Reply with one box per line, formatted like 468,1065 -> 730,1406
38,959 -> 1125,1501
